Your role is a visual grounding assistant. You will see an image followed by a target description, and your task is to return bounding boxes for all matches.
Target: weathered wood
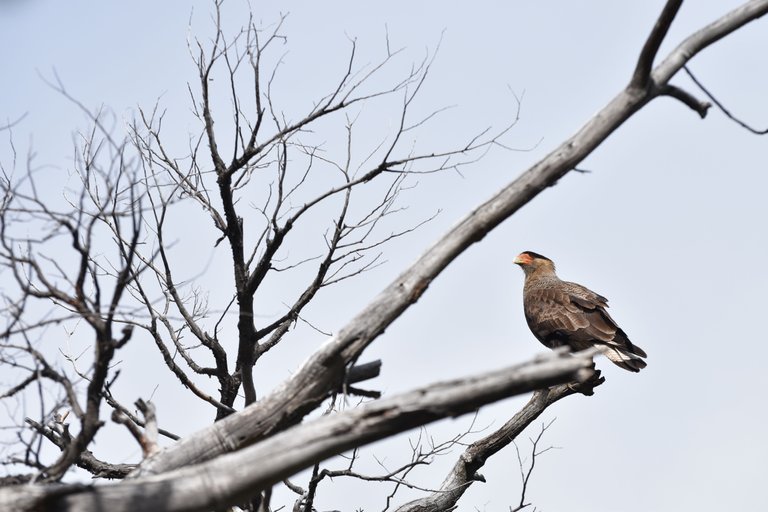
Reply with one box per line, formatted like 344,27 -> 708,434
1,350 -> 596,512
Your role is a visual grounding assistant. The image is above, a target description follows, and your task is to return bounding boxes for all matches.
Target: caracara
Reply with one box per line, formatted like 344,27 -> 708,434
513,251 -> 647,372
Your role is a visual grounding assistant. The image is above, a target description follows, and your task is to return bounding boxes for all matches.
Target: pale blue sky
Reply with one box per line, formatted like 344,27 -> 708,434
2,1 -> 767,511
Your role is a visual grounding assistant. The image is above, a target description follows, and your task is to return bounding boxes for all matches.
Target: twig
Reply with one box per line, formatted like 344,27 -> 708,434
683,65 -> 768,133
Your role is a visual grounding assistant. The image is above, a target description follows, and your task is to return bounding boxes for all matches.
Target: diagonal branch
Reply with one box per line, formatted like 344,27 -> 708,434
652,0 -> 768,86
630,0 -> 683,89
4,349 -> 598,512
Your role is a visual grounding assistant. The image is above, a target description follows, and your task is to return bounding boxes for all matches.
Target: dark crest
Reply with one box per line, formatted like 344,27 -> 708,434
522,251 -> 552,262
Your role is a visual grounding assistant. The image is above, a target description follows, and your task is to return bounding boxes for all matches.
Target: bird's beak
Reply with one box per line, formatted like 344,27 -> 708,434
513,253 -> 530,266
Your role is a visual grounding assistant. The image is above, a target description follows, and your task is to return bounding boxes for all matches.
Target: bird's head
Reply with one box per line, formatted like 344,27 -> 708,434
514,251 -> 556,277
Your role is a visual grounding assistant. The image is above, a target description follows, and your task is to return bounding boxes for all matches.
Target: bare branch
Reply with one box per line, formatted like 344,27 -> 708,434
0,113 -> 28,132
393,373 -> 603,512
4,349 -> 599,511
659,84 -> 711,118
630,0 -> 683,89
103,388 -> 179,441
111,399 -> 161,459
683,65 -> 768,133
652,0 -> 768,86
511,419 -> 557,512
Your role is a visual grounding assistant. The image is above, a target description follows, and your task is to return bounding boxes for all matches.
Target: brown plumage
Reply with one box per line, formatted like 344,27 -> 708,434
513,251 -> 647,372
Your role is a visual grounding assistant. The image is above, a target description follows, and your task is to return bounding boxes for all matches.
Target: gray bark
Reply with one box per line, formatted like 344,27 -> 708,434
0,350 -> 596,512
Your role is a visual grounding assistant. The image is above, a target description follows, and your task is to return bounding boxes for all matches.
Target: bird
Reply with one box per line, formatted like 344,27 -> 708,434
513,251 -> 647,372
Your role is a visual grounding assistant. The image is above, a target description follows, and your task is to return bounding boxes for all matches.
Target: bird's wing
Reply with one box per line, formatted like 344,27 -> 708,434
523,286 -> 592,348
524,281 -> 616,343
561,281 -> 609,308
560,281 -> 646,357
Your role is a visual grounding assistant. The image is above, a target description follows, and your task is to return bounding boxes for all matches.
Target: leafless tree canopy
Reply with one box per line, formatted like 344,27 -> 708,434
1,1 -> 767,511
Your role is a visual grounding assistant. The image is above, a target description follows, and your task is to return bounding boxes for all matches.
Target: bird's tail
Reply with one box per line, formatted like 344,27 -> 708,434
614,328 -> 647,358
598,345 -> 647,372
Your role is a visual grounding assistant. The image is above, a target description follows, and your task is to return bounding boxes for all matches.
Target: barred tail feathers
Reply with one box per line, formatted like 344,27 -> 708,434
598,345 -> 647,372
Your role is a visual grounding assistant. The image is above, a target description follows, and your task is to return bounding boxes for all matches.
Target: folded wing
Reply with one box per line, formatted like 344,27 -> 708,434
524,281 -> 646,371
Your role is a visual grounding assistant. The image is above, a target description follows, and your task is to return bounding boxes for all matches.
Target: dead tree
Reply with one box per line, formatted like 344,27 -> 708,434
1,1 -> 767,510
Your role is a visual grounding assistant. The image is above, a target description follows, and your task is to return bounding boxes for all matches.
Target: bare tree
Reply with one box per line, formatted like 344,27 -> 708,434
1,1 -> 767,511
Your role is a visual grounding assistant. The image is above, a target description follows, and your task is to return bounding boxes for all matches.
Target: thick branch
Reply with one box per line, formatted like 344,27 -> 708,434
1,349 -> 597,512
652,0 -> 768,86
630,0 -> 683,89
